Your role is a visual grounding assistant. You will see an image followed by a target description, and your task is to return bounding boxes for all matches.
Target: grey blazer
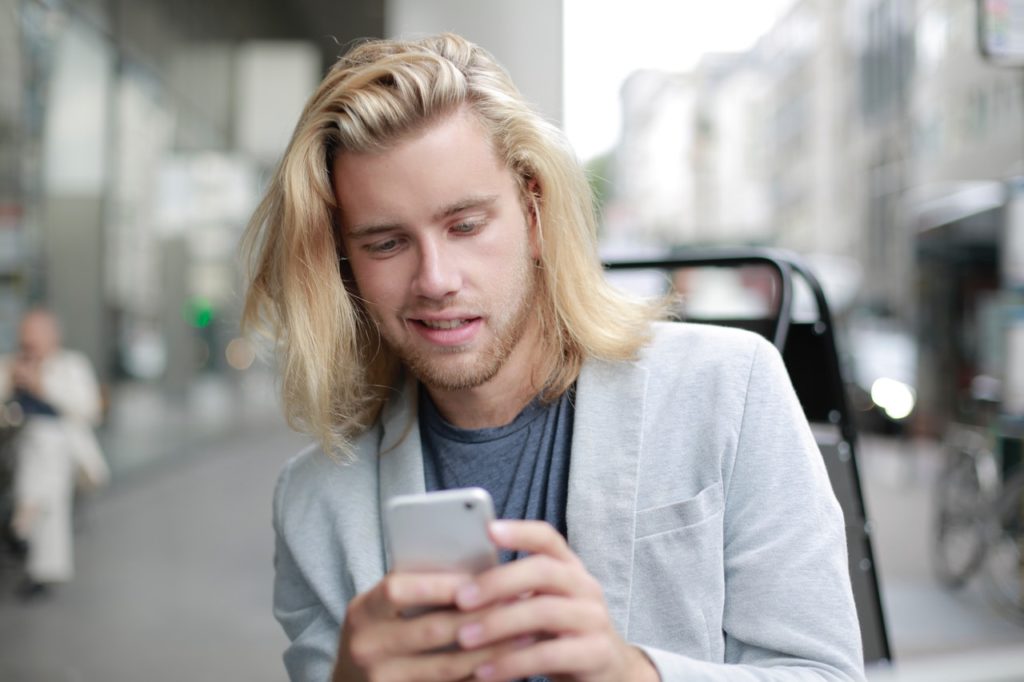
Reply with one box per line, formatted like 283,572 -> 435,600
272,322 -> 866,681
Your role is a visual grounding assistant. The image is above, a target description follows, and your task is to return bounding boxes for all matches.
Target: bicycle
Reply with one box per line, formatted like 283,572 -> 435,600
932,409 -> 1024,622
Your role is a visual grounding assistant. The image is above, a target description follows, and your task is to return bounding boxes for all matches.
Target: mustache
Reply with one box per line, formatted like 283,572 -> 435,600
364,296 -> 476,318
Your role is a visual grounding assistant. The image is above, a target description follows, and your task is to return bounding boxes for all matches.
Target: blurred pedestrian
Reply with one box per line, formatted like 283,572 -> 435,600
0,308 -> 109,599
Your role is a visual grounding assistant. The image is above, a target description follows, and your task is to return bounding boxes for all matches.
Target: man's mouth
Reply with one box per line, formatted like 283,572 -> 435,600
416,318 -> 476,330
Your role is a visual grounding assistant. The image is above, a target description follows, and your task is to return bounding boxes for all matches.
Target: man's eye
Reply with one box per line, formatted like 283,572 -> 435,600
452,220 -> 483,235
365,238 -> 401,254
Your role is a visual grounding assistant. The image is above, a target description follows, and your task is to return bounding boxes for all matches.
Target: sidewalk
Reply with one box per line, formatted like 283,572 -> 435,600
98,371 -> 285,478
0,379 -> 1022,680
858,434 -> 1024,676
0,372 -> 307,681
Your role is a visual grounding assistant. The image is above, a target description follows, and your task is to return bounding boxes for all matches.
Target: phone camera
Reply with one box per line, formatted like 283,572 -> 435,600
464,501 -> 474,510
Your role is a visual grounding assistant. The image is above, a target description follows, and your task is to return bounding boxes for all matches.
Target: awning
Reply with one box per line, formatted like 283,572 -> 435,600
908,181 -> 1006,236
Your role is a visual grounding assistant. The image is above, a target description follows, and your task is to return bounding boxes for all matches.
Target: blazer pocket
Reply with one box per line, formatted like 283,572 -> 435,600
635,482 -> 724,539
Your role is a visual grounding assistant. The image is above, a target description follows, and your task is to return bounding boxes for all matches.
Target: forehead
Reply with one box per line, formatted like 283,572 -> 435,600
331,109 -> 518,228
20,313 -> 58,340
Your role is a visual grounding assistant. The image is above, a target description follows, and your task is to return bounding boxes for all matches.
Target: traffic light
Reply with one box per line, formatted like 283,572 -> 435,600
182,296 -> 215,329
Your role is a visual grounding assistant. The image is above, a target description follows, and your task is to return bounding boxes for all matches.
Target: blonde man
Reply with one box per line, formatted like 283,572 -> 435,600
244,34 -> 864,682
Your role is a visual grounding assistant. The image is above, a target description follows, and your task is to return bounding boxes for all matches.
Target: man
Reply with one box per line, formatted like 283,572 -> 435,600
243,34 -> 864,681
0,309 -> 108,598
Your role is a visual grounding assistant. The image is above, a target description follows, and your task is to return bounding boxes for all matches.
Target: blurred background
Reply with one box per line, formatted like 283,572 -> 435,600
0,0 -> 1023,679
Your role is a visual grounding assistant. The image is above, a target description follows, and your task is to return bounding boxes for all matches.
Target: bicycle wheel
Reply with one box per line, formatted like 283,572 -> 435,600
985,472 -> 1024,622
932,449 -> 988,588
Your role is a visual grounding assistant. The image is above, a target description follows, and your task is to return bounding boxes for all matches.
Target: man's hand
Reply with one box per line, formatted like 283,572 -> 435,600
11,355 -> 43,396
333,571 -> 534,682
452,520 -> 660,682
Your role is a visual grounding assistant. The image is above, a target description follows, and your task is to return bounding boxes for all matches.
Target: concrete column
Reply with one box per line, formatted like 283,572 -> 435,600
159,236 -> 193,400
39,19 -> 114,379
385,0 -> 564,127
41,197 -> 107,371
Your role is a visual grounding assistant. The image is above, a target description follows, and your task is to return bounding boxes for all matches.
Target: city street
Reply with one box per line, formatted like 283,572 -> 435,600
0,379 -> 1022,680
0,376 -> 302,681
857,435 -> 1024,676
2,0 -> 1022,680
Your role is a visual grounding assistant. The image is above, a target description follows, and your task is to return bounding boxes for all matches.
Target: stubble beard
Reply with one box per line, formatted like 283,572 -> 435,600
384,256 -> 538,392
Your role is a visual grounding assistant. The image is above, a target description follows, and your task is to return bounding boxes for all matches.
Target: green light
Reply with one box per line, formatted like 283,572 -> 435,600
182,297 -> 215,328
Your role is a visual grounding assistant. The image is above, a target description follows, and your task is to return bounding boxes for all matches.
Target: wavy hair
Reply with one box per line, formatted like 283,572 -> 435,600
242,33 -> 663,458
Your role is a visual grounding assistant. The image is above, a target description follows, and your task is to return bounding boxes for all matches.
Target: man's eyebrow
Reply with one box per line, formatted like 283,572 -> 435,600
346,195 -> 499,238
346,221 -> 402,239
433,195 -> 498,221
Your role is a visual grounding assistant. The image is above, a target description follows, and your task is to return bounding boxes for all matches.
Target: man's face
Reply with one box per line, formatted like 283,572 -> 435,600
333,108 -> 541,393
19,312 -> 59,362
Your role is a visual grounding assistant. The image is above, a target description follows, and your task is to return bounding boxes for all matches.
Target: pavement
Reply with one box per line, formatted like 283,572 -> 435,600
0,375 -> 1022,680
858,435 -> 1024,679
0,372 -> 305,681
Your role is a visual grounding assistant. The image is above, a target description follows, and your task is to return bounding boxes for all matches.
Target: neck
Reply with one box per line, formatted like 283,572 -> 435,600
428,382 -> 537,430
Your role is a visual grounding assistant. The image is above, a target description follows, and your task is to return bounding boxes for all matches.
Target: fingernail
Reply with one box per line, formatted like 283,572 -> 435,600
513,635 -> 535,649
457,583 -> 480,608
489,521 -> 511,541
458,622 -> 483,646
475,663 -> 495,680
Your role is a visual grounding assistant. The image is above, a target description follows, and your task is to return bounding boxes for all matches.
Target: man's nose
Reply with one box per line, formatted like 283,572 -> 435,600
411,240 -> 461,299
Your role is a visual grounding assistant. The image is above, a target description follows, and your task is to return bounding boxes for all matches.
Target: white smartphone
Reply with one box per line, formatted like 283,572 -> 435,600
384,487 -> 499,574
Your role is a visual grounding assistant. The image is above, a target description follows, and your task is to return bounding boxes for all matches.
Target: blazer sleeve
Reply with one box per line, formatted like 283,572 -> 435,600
639,337 -> 865,681
273,461 -> 342,681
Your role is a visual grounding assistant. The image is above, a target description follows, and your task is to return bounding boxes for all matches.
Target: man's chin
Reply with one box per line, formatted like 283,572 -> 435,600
405,354 -> 502,393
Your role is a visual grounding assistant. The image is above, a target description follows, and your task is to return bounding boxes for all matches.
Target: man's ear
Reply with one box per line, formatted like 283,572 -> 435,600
525,178 -> 541,260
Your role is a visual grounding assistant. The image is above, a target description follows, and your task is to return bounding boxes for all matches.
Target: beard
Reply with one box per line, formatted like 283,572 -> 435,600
378,254 -> 538,393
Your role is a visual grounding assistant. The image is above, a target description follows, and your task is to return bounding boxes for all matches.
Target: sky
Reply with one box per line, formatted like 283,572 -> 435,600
563,0 -> 796,162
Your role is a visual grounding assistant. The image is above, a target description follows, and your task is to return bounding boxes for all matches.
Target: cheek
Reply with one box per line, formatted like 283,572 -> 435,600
349,262 -> 403,308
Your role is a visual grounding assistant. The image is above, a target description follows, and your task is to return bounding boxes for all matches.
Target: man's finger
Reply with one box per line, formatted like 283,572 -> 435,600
362,572 -> 472,620
455,554 -> 595,610
371,637 -> 535,682
352,606 -> 475,661
487,520 -> 575,561
456,595 -> 604,649
474,633 -> 609,681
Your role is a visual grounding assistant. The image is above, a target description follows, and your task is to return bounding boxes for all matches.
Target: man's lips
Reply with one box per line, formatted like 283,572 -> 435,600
414,317 -> 477,330
407,316 -> 482,346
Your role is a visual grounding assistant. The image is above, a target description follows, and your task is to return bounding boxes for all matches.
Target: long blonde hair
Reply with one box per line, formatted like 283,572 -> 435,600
242,33 -> 662,458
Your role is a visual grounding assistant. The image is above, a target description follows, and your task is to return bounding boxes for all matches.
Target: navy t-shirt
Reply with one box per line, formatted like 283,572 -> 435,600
420,384 -> 575,564
419,385 -> 575,682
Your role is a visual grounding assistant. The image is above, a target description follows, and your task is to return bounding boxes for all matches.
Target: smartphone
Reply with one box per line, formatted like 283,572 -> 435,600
385,487 -> 499,574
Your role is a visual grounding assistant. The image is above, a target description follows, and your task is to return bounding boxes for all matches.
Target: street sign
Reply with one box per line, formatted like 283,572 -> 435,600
978,0 -> 1024,66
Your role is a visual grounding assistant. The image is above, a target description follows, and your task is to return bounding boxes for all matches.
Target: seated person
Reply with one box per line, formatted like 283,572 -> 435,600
242,33 -> 865,682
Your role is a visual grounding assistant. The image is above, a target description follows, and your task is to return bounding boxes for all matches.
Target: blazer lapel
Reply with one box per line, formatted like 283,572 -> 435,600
371,362 -> 650,633
568,356 -> 648,637
377,376 -> 427,569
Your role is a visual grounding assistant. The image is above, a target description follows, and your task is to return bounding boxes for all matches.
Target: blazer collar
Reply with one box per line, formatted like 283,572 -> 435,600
377,376 -> 426,568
